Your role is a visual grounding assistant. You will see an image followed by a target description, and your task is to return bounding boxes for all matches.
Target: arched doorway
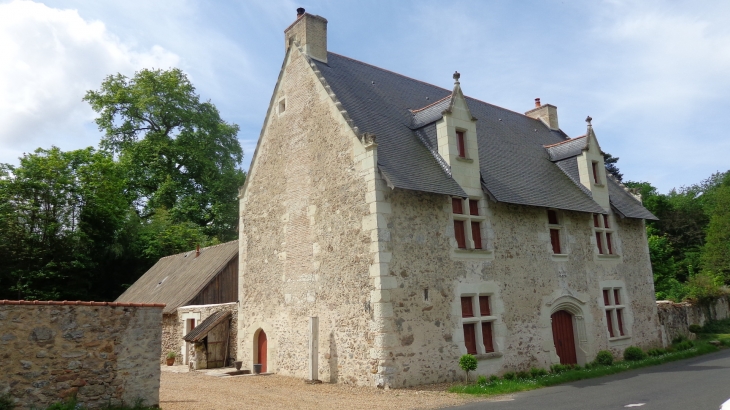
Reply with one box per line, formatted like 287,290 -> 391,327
551,310 -> 577,365
257,330 -> 268,372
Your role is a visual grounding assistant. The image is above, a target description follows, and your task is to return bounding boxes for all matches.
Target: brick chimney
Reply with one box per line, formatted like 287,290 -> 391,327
525,98 -> 559,130
284,8 -> 328,63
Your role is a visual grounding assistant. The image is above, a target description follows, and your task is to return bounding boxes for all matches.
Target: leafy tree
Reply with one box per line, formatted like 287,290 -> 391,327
603,152 -> 623,182
83,68 -> 245,240
702,177 -> 730,282
0,147 -> 129,300
459,354 -> 478,383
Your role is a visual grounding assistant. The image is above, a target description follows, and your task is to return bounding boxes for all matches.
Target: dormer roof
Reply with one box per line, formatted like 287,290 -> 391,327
313,52 -> 654,218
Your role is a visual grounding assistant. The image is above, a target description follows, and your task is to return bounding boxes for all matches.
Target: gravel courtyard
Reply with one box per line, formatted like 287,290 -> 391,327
159,370 -> 498,410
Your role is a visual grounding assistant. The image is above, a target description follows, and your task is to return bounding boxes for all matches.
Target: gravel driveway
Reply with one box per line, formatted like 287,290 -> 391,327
160,371 -> 497,410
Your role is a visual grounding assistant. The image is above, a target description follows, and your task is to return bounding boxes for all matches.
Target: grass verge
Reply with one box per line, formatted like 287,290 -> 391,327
450,334 -> 729,396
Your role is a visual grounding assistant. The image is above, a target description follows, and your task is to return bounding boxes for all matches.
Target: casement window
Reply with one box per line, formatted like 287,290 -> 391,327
593,213 -> 615,255
602,287 -> 626,338
456,130 -> 466,158
461,295 -> 496,354
452,198 -> 485,250
547,209 -> 563,254
592,161 -> 601,184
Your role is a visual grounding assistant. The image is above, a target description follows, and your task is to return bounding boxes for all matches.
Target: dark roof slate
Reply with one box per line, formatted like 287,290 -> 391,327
313,52 -> 653,218
116,241 -> 238,314
545,136 -> 587,162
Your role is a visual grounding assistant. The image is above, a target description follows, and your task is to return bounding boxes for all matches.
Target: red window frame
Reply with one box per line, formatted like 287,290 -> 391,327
461,296 -> 474,318
482,322 -> 494,353
452,198 -> 463,214
605,310 -> 615,337
454,220 -> 466,249
479,296 -> 491,316
463,323 -> 477,354
550,229 -> 561,254
471,221 -> 482,249
456,131 -> 466,158
469,200 -> 479,216
596,232 -> 604,254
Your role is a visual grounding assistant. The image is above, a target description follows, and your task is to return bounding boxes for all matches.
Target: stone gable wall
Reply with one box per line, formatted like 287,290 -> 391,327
238,45 -> 372,384
0,302 -> 162,409
381,190 -> 662,387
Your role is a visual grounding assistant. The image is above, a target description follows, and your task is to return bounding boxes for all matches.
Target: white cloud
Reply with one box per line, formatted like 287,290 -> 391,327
0,0 -> 179,163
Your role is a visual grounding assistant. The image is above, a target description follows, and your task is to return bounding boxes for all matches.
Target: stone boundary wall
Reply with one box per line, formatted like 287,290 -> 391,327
0,300 -> 164,409
657,297 -> 730,345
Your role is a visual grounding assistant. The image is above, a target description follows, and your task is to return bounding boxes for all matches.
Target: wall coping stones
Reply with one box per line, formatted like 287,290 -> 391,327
0,300 -> 165,307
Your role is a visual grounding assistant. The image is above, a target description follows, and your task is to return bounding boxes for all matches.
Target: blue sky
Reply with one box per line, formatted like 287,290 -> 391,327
1,0 -> 728,193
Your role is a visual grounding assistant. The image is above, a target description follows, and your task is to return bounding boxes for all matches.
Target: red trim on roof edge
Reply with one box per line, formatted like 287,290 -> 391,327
0,300 -> 165,308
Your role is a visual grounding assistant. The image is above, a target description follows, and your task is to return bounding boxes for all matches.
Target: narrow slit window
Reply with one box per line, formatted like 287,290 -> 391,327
592,161 -> 600,184
424,288 -> 429,302
456,131 -> 466,158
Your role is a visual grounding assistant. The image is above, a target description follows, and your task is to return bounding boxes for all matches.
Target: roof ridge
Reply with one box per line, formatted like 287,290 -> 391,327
157,240 -> 237,259
543,135 -> 586,148
327,51 -> 545,121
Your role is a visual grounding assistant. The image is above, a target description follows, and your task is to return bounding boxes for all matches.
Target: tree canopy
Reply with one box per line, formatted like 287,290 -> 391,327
83,68 -> 244,240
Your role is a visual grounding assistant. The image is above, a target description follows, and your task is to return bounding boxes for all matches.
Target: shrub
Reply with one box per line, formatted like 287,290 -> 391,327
166,351 -> 177,360
623,346 -> 647,361
516,371 -> 530,379
530,367 -> 548,377
573,365 -> 582,371
459,354 -> 478,382
595,350 -> 614,366
672,334 -> 687,344
502,371 -> 516,380
0,393 -> 13,410
647,348 -> 666,357
675,340 -> 694,351
688,324 -> 703,334
583,362 -> 593,370
550,364 -> 567,374
476,375 -> 487,385
489,375 -> 499,383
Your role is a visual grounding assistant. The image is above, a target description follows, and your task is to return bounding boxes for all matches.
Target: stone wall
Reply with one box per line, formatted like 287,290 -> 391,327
657,297 -> 730,344
161,313 -> 180,364
0,300 -> 163,409
381,189 -> 662,387
238,42 -> 373,384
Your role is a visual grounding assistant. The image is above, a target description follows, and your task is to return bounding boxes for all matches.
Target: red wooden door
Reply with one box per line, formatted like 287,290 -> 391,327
257,330 -> 268,372
551,310 -> 577,365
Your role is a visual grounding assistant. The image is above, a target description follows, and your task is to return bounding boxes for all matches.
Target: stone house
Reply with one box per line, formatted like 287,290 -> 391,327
237,9 -> 661,387
117,241 -> 238,368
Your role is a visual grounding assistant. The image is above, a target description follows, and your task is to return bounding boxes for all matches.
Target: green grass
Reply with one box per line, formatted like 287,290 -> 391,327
37,398 -> 156,410
450,340 -> 723,396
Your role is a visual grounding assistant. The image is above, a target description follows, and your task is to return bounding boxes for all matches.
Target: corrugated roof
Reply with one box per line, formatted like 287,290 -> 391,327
116,241 -> 238,314
313,53 -> 605,214
183,310 -> 231,342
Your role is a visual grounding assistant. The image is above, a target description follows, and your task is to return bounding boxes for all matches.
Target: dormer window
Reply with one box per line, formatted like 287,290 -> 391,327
456,130 -> 466,158
592,161 -> 600,185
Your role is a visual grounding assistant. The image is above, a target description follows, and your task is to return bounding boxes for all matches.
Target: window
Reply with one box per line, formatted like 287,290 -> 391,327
456,131 -> 466,158
461,295 -> 496,354
452,197 -> 485,251
602,287 -> 626,338
424,288 -> 429,302
547,209 -> 563,254
593,213 -> 615,255
278,98 -> 286,114
592,161 -> 600,184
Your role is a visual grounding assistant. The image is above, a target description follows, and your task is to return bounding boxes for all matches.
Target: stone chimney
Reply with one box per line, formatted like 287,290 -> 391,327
284,8 -> 328,63
525,98 -> 559,130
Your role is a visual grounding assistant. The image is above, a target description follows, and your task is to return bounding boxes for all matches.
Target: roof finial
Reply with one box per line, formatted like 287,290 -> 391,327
453,71 -> 460,84
585,115 -> 592,126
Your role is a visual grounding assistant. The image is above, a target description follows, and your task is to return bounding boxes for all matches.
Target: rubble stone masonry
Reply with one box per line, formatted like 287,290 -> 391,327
0,301 -> 163,409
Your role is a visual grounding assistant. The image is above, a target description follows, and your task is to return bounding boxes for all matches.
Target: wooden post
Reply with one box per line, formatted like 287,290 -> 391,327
309,317 -> 319,381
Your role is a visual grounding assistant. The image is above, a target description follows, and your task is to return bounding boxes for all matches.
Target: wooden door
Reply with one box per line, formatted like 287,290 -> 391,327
551,310 -> 577,365
257,330 -> 268,372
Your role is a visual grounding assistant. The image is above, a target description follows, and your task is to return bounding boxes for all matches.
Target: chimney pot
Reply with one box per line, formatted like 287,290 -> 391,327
297,7 -> 305,17
535,98 -> 541,107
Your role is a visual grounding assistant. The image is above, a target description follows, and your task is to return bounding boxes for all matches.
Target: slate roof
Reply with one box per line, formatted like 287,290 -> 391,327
116,241 -> 238,314
183,310 -> 232,342
312,52 -> 656,218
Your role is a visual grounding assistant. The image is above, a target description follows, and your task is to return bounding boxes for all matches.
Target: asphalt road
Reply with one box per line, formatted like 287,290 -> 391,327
450,349 -> 730,410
